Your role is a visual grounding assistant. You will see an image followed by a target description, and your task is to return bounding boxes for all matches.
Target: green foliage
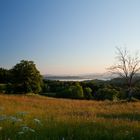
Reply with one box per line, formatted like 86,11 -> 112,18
84,87 -> 93,99
132,87 -> 140,99
55,83 -> 84,99
0,84 -> 6,93
0,68 -> 11,83
68,84 -> 84,99
5,83 -> 13,93
81,80 -> 104,97
42,83 -> 50,93
45,80 -> 66,93
96,87 -> 119,100
11,60 -> 43,94
43,78 -> 140,100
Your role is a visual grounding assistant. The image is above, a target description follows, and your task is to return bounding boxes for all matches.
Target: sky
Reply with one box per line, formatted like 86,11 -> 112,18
0,0 -> 140,75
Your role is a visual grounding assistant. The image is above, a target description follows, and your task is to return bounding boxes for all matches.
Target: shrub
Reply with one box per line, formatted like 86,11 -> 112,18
69,84 -> 84,99
132,87 -> 140,99
84,87 -> 93,99
5,83 -> 13,93
56,84 -> 84,99
96,88 -> 119,100
0,84 -> 6,93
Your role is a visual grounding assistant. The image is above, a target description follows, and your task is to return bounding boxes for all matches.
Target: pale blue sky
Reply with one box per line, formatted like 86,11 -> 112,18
0,0 -> 140,75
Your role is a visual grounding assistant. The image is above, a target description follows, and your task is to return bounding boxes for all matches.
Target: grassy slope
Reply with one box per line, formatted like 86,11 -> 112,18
0,94 -> 140,140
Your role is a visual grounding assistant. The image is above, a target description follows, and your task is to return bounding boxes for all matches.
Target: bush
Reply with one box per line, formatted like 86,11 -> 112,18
96,88 -> 119,100
0,84 -> 6,93
56,84 -> 84,99
0,68 -> 11,83
133,87 -> 140,99
117,89 -> 128,100
69,84 -> 84,99
5,83 -> 13,93
84,87 -> 93,99
42,83 -> 50,93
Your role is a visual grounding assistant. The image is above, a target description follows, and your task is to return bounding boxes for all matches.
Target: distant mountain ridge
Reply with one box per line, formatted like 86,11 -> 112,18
43,73 -> 115,81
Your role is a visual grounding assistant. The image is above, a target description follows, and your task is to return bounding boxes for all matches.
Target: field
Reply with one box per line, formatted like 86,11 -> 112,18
0,94 -> 140,140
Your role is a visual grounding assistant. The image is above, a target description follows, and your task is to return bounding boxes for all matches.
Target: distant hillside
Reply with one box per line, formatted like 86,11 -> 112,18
43,73 -> 115,81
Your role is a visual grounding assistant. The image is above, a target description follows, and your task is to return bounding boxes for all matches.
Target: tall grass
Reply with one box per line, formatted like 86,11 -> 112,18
0,94 -> 140,140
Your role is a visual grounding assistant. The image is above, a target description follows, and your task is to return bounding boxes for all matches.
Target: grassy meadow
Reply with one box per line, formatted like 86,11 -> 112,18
0,94 -> 140,140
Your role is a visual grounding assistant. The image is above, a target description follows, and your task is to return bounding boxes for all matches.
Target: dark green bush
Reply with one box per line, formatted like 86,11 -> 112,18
69,84 -> 84,99
84,87 -> 93,99
96,88 -> 119,100
55,83 -> 84,99
133,87 -> 140,99
0,84 -> 6,93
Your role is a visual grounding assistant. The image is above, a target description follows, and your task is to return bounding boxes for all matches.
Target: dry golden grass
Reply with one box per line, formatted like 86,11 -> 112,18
0,94 -> 140,140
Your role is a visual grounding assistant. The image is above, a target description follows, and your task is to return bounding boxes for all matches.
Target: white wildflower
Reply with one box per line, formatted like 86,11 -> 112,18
9,116 -> 17,121
125,130 -> 129,135
0,115 -> 7,121
34,118 -> 42,125
9,116 -> 22,123
21,126 -> 35,133
22,126 -> 30,132
17,112 -> 28,116
18,131 -> 24,135
29,128 -> 35,133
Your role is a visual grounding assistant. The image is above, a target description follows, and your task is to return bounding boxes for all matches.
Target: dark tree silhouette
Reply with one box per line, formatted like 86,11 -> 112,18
0,68 -> 11,83
11,60 -> 43,93
108,47 -> 140,100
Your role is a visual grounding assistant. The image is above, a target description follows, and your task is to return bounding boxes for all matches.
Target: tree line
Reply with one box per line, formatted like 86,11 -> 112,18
42,78 -> 140,100
0,48 -> 140,101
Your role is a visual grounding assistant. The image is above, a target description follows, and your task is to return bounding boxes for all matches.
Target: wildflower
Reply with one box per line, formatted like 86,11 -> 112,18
21,126 -> 35,133
0,115 -> 7,121
16,111 -> 28,116
17,131 -> 24,135
33,118 -> 42,125
29,128 -> 35,133
22,126 -> 30,132
125,130 -> 129,135
9,116 -> 22,123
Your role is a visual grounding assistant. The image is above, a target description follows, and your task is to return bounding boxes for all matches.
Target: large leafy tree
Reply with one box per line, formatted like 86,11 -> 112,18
11,60 -> 43,93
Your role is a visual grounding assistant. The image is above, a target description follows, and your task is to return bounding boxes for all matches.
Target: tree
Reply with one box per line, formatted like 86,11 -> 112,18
66,83 -> 84,99
84,87 -> 92,100
108,47 -> 140,100
70,84 -> 84,99
96,87 -> 119,101
11,60 -> 43,93
0,68 -> 11,83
